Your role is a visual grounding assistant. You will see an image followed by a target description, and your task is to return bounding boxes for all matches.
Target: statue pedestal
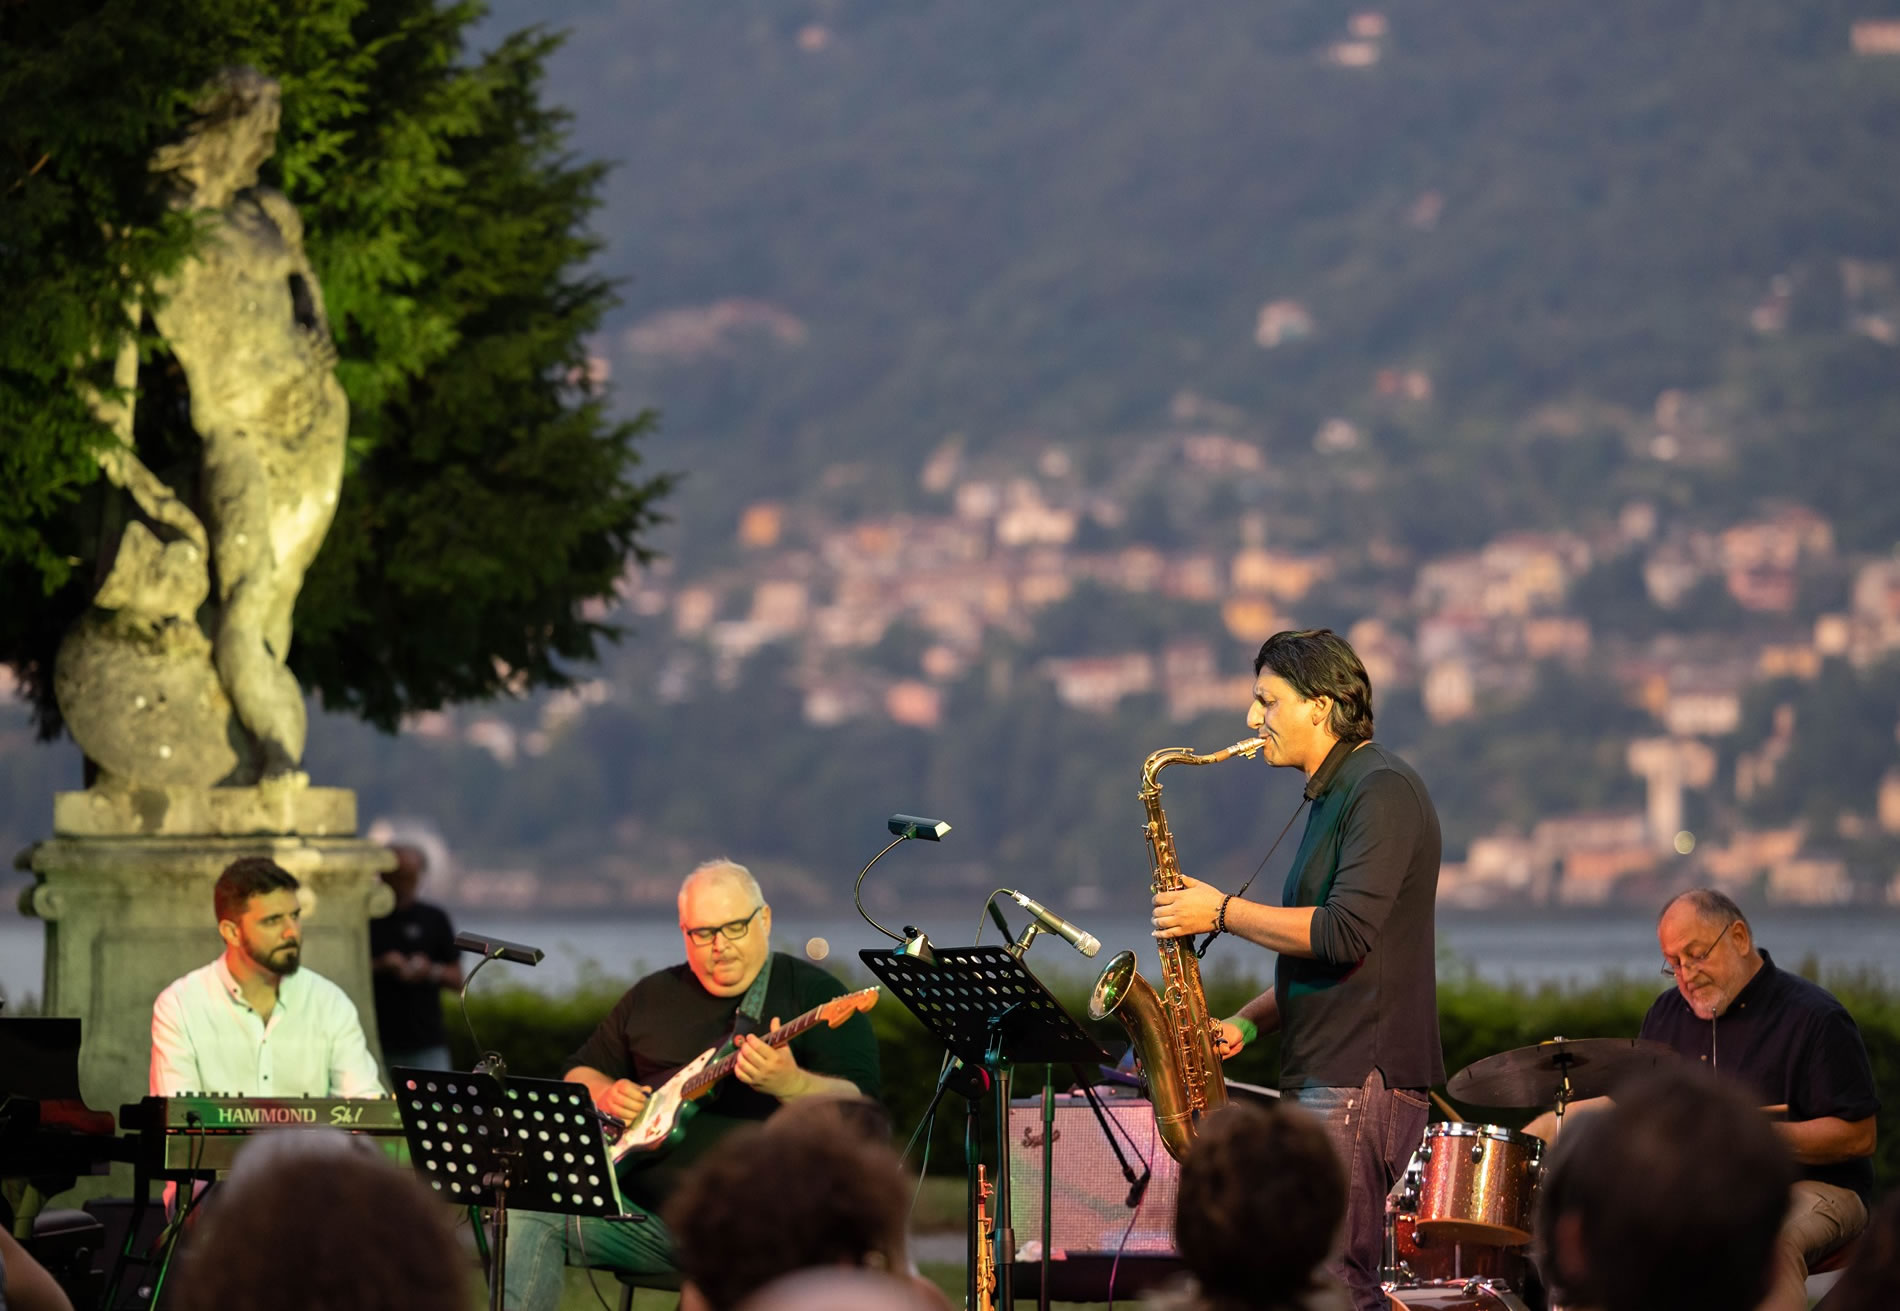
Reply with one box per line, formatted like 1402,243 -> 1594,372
19,786 -> 396,1117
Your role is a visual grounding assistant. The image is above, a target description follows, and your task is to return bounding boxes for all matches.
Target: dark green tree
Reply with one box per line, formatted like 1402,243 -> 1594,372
0,0 -> 671,737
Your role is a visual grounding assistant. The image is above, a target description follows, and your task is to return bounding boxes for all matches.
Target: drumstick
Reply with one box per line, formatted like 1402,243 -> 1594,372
1760,1103 -> 1789,1119
1429,1090 -> 1464,1122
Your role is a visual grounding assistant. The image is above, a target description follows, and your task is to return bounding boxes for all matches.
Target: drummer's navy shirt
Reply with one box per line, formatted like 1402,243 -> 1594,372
1276,740 -> 1445,1091
1639,950 -> 1879,1202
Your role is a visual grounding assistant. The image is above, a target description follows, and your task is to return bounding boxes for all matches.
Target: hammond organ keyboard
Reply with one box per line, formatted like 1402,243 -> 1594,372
124,1094 -> 410,1174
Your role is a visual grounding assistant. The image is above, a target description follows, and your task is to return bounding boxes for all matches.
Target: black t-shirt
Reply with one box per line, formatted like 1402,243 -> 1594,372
368,900 -> 458,1051
1275,742 -> 1445,1091
566,951 -> 882,1211
1639,950 -> 1880,1202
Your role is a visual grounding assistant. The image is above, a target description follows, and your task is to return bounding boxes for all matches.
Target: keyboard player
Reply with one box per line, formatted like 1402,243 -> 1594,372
150,857 -> 384,1102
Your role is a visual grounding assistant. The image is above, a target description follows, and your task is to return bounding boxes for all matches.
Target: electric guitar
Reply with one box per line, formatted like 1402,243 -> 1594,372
608,986 -> 879,1166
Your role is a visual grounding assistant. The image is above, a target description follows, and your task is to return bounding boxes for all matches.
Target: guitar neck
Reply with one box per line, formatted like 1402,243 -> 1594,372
682,1008 -> 825,1099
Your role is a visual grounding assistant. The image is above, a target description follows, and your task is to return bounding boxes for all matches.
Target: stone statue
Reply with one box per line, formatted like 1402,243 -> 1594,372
29,69 -> 387,1127
56,68 -> 347,789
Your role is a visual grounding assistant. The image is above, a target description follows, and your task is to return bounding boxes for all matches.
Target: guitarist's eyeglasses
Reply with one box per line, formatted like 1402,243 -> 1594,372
683,905 -> 764,946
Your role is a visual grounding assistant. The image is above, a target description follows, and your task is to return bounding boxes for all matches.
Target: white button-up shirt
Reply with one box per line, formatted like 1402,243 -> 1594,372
150,957 -> 386,1098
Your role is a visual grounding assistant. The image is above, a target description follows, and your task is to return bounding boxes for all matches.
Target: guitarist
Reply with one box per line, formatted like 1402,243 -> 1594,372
502,860 -> 882,1311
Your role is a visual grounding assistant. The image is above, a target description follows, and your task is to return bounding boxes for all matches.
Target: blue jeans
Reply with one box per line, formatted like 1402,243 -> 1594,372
501,1206 -> 676,1311
1288,1069 -> 1430,1311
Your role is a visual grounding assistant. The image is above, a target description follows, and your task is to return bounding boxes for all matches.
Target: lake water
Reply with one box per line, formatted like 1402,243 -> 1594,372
4,906 -> 1897,1007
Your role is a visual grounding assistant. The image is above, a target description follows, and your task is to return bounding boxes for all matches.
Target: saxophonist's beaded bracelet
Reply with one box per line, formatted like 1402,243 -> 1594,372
1214,893 -> 1234,935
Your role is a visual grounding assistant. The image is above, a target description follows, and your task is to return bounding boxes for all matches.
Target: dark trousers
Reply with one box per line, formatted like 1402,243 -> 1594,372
1288,1068 -> 1431,1311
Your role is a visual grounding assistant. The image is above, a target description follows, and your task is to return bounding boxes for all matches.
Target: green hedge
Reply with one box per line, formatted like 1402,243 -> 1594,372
447,953 -> 1897,1196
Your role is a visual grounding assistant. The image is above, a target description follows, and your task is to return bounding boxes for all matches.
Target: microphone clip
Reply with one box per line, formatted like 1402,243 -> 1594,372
1125,1167 -> 1152,1209
897,925 -> 937,964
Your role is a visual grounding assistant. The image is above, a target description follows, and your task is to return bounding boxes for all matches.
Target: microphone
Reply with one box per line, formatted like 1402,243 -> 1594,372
887,814 -> 951,840
1006,891 -> 1102,958
453,931 -> 545,966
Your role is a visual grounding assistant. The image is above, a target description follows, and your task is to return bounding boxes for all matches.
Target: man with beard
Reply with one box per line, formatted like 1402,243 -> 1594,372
150,857 -> 384,1099
1526,888 -> 1878,1311
1151,628 -> 1443,1311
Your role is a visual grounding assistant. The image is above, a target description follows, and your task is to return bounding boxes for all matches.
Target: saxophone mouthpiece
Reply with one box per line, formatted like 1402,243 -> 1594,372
1207,736 -> 1270,763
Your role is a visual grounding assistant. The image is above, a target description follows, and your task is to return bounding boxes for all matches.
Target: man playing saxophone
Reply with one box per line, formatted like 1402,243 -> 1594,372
1151,628 -> 1444,1311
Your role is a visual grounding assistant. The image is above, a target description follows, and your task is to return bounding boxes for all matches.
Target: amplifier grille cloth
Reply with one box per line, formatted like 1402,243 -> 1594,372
1005,1095 -> 1180,1255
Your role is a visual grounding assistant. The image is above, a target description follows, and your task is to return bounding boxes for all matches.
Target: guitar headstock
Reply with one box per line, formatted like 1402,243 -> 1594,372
818,987 -> 880,1028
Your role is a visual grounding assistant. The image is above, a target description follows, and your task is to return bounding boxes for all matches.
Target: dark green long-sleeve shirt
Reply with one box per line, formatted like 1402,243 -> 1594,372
1275,742 -> 1446,1091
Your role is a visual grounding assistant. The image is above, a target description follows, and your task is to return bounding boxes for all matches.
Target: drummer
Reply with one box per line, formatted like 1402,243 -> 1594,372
1524,889 -> 1877,1311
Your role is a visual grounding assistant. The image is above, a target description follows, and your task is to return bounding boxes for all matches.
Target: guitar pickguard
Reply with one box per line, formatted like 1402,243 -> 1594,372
610,1048 -> 714,1163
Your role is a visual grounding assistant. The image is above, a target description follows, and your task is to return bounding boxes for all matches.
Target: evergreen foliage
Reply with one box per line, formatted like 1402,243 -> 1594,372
0,0 -> 671,735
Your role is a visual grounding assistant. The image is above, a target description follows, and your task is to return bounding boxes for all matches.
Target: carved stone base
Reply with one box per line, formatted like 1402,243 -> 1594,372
18,825 -> 396,1116
53,782 -> 356,838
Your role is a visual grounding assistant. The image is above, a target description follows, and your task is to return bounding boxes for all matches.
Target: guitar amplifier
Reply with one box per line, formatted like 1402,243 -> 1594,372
1005,1092 -> 1180,1257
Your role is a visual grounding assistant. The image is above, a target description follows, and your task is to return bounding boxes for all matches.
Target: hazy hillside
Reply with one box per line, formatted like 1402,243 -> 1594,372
9,0 -> 1900,913
496,0 -> 1900,558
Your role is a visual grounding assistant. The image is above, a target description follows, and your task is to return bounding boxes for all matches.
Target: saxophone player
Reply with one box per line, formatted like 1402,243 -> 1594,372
1151,628 -> 1444,1311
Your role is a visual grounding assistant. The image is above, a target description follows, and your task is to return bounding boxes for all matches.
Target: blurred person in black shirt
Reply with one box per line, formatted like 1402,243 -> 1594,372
369,843 -> 462,1071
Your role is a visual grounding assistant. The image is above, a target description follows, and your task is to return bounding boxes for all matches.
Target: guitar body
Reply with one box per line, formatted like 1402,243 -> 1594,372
603,986 -> 881,1177
611,1048 -> 715,1162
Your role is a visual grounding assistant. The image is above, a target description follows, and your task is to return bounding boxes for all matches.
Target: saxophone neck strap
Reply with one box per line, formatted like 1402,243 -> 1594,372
1303,737 -> 1360,800
1193,739 -> 1361,959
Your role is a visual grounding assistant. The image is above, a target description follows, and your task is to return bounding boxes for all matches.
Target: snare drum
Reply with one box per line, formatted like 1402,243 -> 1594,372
1414,1122 -> 1543,1246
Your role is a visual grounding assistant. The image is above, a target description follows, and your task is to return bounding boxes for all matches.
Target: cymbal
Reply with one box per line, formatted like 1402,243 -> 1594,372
1447,1037 -> 1678,1108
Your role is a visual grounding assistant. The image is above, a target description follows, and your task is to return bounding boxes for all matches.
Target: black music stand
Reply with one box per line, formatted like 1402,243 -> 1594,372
390,1068 -> 633,1311
862,945 -> 1110,1311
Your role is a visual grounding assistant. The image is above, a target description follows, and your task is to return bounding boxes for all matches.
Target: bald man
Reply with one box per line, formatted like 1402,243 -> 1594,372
501,860 -> 882,1311
1527,889 -> 1877,1311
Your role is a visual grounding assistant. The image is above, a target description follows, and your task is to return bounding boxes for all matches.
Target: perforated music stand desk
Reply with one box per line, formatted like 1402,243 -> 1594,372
390,1068 -> 632,1311
860,945 -> 1109,1068
861,945 -> 1110,1311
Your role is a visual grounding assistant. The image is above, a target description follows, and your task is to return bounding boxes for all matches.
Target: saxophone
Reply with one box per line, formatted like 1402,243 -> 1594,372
973,1164 -> 996,1311
1088,735 -> 1268,1162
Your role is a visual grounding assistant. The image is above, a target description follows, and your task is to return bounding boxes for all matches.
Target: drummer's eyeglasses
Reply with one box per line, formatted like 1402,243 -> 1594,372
683,905 -> 763,946
1661,918 -> 1736,977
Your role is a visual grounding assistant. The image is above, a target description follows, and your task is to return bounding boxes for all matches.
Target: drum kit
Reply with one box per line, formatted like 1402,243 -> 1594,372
1383,1037 -> 1673,1311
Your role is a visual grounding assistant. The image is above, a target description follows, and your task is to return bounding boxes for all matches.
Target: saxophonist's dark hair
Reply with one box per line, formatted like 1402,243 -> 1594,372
1253,628 -> 1373,743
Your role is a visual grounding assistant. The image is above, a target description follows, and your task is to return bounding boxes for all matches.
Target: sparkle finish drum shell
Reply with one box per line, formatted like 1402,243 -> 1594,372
1413,1122 -> 1543,1246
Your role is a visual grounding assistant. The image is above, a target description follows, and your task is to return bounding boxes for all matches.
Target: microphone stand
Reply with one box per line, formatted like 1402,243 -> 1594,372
443,933 -> 545,1302
1069,1068 -> 1147,1204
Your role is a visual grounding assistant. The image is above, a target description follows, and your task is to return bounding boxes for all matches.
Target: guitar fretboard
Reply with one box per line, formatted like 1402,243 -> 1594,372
683,1009 -> 827,1099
